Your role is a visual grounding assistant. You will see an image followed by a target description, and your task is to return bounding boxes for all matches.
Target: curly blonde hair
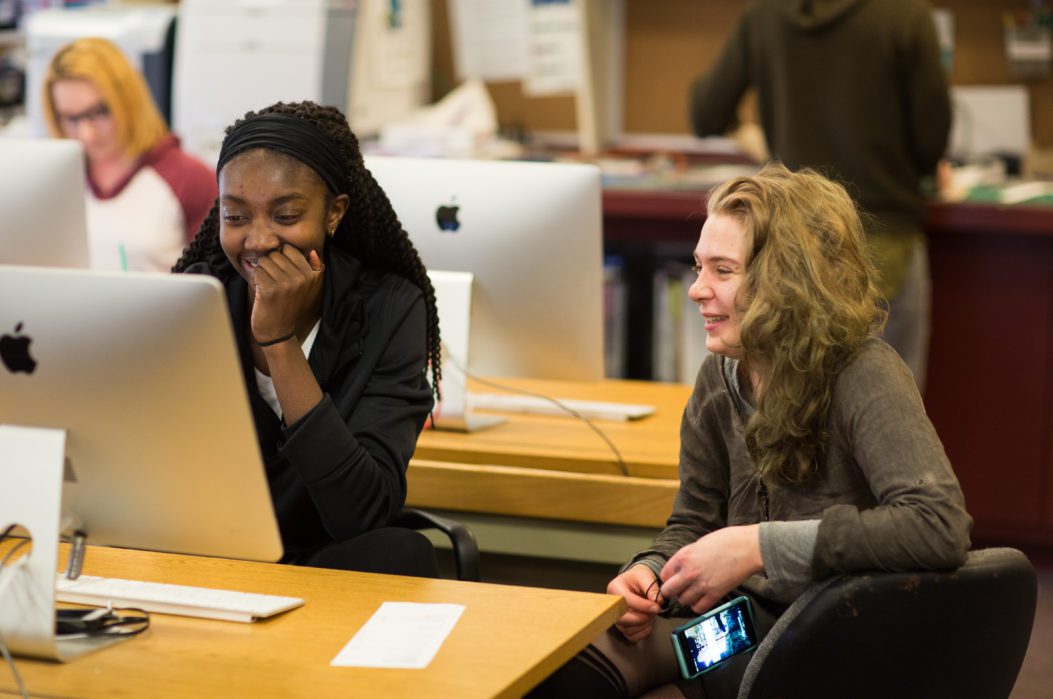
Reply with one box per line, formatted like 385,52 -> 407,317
707,162 -> 887,484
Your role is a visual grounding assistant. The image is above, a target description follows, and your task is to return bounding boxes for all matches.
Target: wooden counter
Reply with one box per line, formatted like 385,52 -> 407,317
410,378 -> 689,529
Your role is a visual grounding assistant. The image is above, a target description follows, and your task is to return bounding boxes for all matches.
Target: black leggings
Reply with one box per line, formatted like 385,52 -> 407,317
286,527 -> 440,578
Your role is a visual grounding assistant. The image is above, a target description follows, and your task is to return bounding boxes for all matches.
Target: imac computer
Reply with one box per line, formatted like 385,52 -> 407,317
0,139 -> 90,269
0,265 -> 281,562
365,155 -> 605,383
363,156 -> 654,428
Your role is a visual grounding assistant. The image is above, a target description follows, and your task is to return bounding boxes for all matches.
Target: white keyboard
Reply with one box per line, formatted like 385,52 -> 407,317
468,392 -> 656,422
56,574 -> 304,623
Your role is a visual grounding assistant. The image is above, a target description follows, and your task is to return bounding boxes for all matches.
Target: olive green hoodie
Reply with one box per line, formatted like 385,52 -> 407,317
786,0 -> 865,29
691,0 -> 951,297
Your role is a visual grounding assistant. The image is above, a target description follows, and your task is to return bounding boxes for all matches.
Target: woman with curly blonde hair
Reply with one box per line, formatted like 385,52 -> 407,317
530,163 -> 971,699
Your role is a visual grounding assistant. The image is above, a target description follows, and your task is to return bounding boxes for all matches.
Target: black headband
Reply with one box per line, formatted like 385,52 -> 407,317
216,113 -> 347,195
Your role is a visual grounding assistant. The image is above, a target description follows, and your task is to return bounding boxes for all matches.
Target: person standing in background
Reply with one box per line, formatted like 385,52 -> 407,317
42,37 -> 216,273
690,0 -> 951,390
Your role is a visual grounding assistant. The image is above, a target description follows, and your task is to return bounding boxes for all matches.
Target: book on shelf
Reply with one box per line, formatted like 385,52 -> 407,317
603,255 -> 627,379
652,262 -> 709,384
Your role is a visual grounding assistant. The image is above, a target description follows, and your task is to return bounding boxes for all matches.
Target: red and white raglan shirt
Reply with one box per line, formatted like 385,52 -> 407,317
86,134 -> 217,273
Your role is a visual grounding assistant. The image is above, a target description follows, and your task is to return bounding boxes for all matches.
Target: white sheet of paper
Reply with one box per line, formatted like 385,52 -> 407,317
331,602 -> 466,669
524,0 -> 582,96
449,0 -> 529,81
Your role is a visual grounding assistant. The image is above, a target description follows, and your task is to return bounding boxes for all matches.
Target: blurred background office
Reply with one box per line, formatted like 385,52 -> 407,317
0,1 -> 1050,695
1,1 -> 1051,166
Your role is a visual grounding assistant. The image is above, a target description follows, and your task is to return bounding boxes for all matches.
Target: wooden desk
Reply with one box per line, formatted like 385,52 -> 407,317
410,378 -> 689,529
2,545 -> 623,698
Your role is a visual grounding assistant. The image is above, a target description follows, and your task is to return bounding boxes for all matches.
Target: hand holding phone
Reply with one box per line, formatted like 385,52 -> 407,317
671,595 -> 758,679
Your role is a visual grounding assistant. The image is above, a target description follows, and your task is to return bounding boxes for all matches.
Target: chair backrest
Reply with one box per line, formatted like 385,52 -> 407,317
393,508 -> 481,581
738,548 -> 1037,699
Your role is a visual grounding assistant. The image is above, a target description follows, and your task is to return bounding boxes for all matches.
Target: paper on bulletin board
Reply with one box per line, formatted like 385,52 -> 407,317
523,0 -> 582,96
366,0 -> 429,89
347,0 -> 432,137
449,0 -> 529,81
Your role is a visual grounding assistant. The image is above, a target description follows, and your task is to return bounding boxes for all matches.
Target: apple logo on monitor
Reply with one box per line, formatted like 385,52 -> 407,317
0,322 -> 37,374
435,199 -> 460,232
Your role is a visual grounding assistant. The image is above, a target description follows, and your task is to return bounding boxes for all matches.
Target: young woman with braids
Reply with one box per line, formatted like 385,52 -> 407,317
529,164 -> 972,698
173,101 -> 442,576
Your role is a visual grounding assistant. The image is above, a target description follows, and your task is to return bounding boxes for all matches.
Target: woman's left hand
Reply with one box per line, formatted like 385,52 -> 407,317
658,524 -> 764,614
250,244 -> 324,344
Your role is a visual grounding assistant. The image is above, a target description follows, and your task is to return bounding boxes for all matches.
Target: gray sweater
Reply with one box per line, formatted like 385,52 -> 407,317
627,338 -> 972,605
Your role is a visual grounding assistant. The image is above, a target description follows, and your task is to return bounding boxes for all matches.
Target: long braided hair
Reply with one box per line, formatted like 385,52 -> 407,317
173,101 -> 441,400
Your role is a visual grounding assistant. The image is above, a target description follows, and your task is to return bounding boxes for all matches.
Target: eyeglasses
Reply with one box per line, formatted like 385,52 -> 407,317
57,102 -> 112,130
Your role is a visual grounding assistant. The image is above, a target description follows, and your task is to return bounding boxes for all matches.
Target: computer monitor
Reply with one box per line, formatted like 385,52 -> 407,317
0,139 -> 90,269
173,0 -> 354,164
365,156 -> 605,382
0,265 -> 282,562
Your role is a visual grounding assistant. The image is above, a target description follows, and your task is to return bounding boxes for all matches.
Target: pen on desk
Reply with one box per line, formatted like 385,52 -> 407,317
118,243 -> 128,271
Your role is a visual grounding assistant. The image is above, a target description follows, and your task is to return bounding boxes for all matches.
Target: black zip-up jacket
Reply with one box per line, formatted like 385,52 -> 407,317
187,246 -> 433,561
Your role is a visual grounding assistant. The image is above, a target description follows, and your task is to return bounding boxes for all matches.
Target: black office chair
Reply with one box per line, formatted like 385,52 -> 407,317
393,508 -> 481,582
737,547 -> 1037,699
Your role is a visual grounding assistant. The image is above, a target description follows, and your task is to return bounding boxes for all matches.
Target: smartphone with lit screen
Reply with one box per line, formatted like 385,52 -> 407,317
671,595 -> 759,680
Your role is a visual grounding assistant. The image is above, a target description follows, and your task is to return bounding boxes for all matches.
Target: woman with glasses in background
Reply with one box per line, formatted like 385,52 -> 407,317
42,37 -> 216,272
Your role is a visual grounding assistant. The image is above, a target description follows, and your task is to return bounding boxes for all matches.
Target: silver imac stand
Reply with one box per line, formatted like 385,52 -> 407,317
0,425 -> 130,662
427,271 -> 505,433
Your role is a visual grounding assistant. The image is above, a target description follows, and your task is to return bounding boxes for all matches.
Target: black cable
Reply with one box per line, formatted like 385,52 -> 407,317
0,538 -> 29,570
0,528 -> 149,699
52,532 -> 153,640
55,607 -> 150,640
439,350 -> 631,477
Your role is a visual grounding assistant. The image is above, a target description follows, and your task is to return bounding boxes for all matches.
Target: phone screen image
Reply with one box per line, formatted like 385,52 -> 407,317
671,595 -> 758,679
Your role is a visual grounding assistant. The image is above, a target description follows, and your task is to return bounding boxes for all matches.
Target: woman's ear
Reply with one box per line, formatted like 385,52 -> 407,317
328,193 -> 351,235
